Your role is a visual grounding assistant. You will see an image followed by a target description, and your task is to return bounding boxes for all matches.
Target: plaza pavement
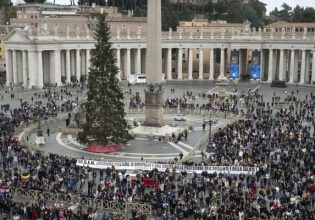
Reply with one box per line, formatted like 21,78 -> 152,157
2,81 -> 314,162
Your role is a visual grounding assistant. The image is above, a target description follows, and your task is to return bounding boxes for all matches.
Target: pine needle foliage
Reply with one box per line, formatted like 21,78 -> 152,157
77,13 -> 131,146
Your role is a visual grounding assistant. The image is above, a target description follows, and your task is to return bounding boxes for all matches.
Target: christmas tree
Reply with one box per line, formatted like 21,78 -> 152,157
77,13 -> 131,146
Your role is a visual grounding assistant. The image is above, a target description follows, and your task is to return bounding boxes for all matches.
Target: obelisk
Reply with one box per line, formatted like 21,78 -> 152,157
143,0 -> 164,127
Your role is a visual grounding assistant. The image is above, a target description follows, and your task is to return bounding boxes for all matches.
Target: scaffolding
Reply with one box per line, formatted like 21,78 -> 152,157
10,187 -> 152,216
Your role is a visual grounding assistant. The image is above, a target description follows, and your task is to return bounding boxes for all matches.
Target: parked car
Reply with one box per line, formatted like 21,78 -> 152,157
174,114 -> 186,121
35,130 -> 45,146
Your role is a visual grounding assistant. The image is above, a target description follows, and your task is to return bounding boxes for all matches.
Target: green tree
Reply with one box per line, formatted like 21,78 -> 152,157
279,3 -> 292,20
226,0 -> 245,23
270,3 -> 292,21
0,0 -> 11,7
0,1 -> 16,25
292,5 -> 304,22
300,7 -> 315,22
243,0 -> 266,28
292,6 -> 315,22
161,0 -> 179,31
23,0 -> 46,3
77,13 -> 131,146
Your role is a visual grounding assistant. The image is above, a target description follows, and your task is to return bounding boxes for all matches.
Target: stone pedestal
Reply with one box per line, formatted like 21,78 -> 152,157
143,90 -> 164,127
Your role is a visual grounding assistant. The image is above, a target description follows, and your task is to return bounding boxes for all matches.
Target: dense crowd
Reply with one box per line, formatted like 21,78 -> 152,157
127,88 -> 240,117
0,88 -> 314,219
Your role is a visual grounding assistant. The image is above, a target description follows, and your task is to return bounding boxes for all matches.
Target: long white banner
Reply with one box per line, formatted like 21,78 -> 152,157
76,159 -> 259,175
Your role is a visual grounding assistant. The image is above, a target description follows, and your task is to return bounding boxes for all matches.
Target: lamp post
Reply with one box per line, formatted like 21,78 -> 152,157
206,117 -> 218,152
35,99 -> 42,131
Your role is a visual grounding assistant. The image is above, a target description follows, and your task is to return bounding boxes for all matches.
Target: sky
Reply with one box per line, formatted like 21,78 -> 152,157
260,0 -> 315,13
11,0 -> 315,14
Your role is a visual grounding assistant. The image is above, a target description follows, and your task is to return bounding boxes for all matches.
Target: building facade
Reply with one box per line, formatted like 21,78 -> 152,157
177,19 -> 250,74
265,21 -> 315,33
177,19 -> 248,33
3,4 -> 315,88
0,25 -> 13,74
10,3 -> 147,35
0,38 -> 5,73
4,26 -> 315,88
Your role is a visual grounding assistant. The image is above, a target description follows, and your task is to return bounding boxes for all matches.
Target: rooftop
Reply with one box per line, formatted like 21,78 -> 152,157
266,21 -> 315,28
16,3 -> 78,10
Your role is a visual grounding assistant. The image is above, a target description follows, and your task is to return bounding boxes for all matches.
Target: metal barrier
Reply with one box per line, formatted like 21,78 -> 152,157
10,187 -> 152,216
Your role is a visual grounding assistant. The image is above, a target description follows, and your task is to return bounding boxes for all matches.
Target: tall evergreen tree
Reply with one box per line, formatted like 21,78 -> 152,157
77,13 -> 131,146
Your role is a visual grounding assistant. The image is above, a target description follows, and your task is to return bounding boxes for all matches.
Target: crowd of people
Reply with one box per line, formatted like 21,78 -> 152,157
0,86 -> 314,219
126,88 -> 240,118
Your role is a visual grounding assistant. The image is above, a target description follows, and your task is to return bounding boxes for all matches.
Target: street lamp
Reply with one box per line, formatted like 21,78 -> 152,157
206,117 -> 218,152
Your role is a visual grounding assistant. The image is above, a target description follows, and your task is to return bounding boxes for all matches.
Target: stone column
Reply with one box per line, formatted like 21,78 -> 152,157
267,49 -> 274,82
167,48 -> 172,80
188,48 -> 193,80
12,50 -> 17,84
220,48 -> 225,76
5,50 -> 12,87
292,51 -> 298,83
116,49 -> 121,80
260,49 -> 264,81
209,48 -> 214,80
76,49 -> 81,82
284,50 -> 289,81
279,49 -> 285,81
27,50 -> 36,89
66,50 -> 71,83
289,49 -> 295,83
37,50 -> 44,88
199,48 -> 204,80
300,49 -> 306,84
136,48 -> 141,75
273,51 -> 278,80
177,48 -> 183,79
22,50 -> 28,87
312,51 -> 315,84
239,49 -> 242,78
54,50 -> 62,86
86,49 -> 90,77
305,51 -> 311,84
126,48 -> 131,80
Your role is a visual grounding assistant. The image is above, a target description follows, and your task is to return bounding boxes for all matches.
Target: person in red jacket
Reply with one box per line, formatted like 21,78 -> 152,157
309,181 -> 315,197
31,209 -> 37,219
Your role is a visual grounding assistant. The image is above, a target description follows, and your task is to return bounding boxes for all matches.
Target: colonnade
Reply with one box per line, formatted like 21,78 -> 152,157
6,49 -> 91,88
264,49 -> 315,84
115,47 -> 315,84
5,46 -> 315,88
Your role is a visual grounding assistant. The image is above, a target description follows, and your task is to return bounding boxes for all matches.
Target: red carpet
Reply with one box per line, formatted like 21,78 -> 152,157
86,144 -> 121,153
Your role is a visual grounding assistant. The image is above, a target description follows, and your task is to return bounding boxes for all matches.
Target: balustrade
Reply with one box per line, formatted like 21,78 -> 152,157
25,28 -> 315,41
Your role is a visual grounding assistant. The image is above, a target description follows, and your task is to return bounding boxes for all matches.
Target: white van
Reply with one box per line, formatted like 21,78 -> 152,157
128,74 -> 165,85
136,75 -> 146,84
35,130 -> 45,146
